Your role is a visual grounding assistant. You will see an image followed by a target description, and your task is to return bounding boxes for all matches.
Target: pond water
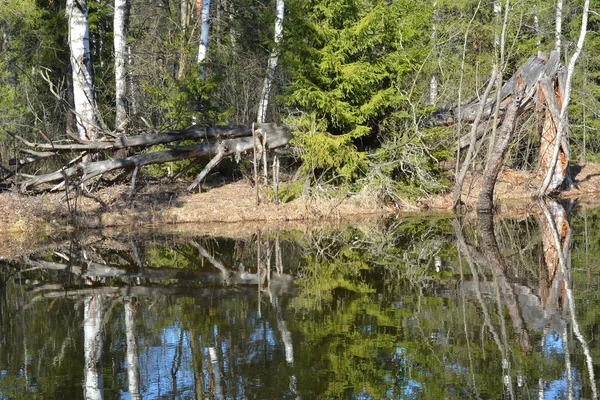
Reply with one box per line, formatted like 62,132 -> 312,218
1,200 -> 599,399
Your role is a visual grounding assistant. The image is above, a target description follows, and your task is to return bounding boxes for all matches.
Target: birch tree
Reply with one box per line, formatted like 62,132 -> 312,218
67,0 -> 98,141
197,0 -> 211,78
555,0 -> 563,54
256,0 -> 284,123
114,0 -> 130,135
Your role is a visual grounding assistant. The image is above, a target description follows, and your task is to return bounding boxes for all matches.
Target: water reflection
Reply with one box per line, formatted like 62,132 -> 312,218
0,208 -> 599,398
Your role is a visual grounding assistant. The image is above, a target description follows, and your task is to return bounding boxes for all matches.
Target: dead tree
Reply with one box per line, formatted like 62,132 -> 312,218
10,123 -> 291,192
427,51 -> 578,209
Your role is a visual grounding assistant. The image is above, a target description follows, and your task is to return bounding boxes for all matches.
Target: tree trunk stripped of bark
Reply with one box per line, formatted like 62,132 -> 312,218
67,0 -> 98,141
256,0 -> 284,123
426,53 -> 560,130
114,0 -> 130,136
197,0 -> 211,78
17,123 -> 291,191
537,0 -> 590,197
477,75 -> 526,212
538,74 -> 571,192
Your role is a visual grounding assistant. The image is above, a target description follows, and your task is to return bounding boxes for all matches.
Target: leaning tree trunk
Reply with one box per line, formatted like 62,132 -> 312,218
478,75 -> 526,212
114,0 -> 130,136
67,0 -> 98,141
256,0 -> 284,123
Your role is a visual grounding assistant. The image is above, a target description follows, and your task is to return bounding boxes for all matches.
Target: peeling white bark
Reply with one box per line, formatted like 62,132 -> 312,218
256,0 -> 284,123
67,0 -> 98,141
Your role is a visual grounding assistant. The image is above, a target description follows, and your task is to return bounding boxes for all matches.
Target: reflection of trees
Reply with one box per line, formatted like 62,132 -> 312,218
124,298 -> 141,400
453,200 -> 599,399
83,295 -> 104,400
538,199 -> 598,399
2,219 -> 600,398
478,212 -> 531,353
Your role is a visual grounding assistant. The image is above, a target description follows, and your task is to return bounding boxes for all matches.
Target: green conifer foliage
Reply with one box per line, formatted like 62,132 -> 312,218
284,0 -> 432,187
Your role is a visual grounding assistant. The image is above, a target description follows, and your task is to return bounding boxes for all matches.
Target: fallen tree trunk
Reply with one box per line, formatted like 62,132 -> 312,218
20,124 -> 291,192
426,52 -> 559,128
9,123 -> 285,168
10,124 -> 270,152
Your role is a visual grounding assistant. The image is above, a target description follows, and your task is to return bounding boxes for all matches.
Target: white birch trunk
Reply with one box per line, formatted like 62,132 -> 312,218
197,0 -> 211,78
533,6 -> 542,56
555,0 -> 563,53
83,295 -> 104,400
256,0 -> 284,123
114,0 -> 129,135
67,0 -> 98,141
429,2 -> 438,106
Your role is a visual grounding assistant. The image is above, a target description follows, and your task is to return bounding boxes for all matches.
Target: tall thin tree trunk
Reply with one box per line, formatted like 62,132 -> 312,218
533,6 -> 542,57
488,0 -> 509,157
256,0 -> 284,123
1,22 -> 17,87
555,0 -> 563,54
114,0 -> 130,136
67,0 -> 98,141
197,0 -> 211,78
429,1 -> 438,106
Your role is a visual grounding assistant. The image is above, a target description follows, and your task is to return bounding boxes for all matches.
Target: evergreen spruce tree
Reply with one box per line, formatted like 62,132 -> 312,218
283,0 -> 435,191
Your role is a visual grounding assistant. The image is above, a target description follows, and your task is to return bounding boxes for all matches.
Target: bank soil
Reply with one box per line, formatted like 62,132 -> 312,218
2,162 -> 600,255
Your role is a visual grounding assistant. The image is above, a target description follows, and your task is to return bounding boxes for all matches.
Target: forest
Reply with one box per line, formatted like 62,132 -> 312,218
0,0 -> 598,213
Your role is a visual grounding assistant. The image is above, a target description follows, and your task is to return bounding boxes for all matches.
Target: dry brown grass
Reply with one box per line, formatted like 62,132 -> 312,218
3,162 -> 600,258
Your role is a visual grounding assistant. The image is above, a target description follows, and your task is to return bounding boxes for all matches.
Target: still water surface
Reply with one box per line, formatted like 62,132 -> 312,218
1,200 -> 599,399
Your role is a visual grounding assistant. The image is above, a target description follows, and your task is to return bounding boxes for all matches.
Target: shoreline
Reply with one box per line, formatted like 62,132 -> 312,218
2,162 -> 600,258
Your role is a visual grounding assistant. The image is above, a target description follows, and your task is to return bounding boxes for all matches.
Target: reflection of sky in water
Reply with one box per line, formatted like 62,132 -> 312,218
544,332 -> 565,355
352,378 -> 421,400
138,324 -> 195,399
543,371 -> 582,400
